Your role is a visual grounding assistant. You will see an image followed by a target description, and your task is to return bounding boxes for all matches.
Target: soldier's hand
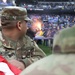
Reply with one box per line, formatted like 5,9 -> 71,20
8,59 -> 25,70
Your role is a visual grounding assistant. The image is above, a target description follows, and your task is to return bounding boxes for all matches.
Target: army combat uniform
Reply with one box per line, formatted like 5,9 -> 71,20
0,32 -> 46,67
20,26 -> 75,75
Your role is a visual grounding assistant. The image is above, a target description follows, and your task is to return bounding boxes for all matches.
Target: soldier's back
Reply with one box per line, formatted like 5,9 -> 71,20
20,54 -> 75,75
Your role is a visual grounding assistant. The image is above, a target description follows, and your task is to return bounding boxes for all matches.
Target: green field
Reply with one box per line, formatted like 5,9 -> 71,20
38,44 -> 52,56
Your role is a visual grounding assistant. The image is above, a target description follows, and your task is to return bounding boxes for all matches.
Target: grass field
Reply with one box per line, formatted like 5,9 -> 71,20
38,44 -> 52,56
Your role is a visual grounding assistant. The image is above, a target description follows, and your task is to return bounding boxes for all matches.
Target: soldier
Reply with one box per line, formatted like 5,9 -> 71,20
0,6 -> 46,70
20,26 -> 75,75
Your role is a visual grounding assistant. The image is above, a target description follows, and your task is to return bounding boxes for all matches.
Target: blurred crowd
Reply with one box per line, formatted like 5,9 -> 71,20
28,14 -> 75,38
20,2 -> 75,10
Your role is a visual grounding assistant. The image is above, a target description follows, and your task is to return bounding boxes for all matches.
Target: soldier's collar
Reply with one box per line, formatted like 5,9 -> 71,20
2,33 -> 17,49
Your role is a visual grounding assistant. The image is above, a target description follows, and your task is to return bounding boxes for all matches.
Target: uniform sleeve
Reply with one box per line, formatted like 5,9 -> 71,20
20,37 -> 46,68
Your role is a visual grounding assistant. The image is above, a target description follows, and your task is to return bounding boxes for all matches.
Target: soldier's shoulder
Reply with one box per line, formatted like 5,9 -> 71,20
20,54 -> 75,75
25,35 -> 33,41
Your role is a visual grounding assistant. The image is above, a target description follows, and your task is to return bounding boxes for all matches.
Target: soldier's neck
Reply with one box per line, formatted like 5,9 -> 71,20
2,29 -> 20,41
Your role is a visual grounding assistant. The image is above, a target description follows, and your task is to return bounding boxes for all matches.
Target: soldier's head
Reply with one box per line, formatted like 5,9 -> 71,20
0,6 -> 31,37
53,27 -> 75,53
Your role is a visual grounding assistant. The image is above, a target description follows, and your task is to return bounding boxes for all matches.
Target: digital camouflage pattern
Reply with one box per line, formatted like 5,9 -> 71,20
20,26 -> 75,75
0,32 -> 46,67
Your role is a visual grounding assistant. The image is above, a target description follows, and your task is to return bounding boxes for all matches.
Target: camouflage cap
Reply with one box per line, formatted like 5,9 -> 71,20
53,26 -> 75,53
1,6 -> 31,21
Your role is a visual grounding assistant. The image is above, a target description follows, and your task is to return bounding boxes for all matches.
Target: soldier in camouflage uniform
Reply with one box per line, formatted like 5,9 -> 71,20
0,6 -> 46,70
20,26 -> 75,75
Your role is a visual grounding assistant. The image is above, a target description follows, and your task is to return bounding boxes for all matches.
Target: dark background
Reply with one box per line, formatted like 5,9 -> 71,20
15,0 -> 75,15
15,0 -> 74,5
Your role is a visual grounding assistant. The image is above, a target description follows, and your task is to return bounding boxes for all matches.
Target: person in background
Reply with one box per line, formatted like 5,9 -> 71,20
0,6 -> 46,71
26,27 -> 36,39
31,17 -> 44,44
20,26 -> 75,75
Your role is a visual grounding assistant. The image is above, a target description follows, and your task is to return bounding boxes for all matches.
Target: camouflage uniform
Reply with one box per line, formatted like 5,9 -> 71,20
0,33 -> 46,67
20,26 -> 75,75
0,6 -> 46,68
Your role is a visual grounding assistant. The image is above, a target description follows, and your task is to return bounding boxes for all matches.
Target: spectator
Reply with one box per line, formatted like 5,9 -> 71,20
26,27 -> 35,39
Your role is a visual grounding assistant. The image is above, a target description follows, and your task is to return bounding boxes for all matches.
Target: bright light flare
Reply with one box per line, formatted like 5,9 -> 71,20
32,18 -> 42,31
2,0 -> 7,3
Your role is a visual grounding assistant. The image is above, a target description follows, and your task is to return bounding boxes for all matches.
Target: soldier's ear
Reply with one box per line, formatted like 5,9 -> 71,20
16,21 -> 22,30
